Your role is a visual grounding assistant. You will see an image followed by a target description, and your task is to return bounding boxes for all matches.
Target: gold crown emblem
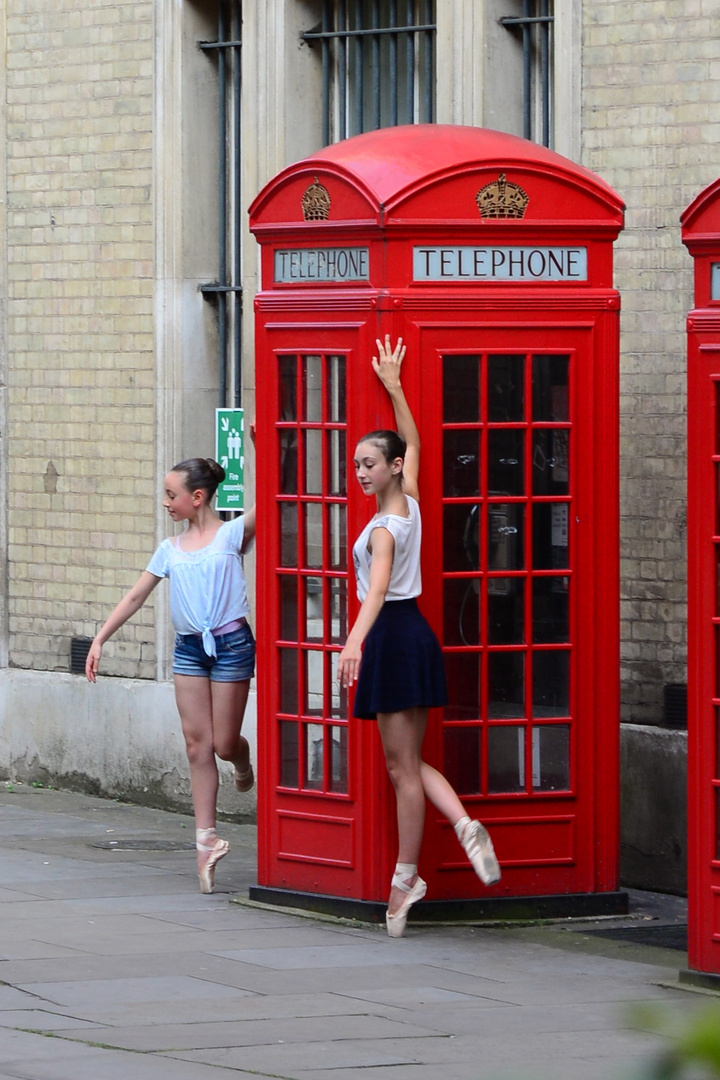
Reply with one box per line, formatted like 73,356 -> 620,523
301,177 -> 331,221
476,174 -> 529,219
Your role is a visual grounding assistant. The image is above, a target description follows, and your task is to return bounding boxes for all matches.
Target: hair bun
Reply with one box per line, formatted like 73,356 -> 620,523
207,458 -> 226,483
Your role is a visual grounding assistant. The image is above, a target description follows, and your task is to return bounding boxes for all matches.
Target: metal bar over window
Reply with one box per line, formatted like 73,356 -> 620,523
500,1 -> 554,148
304,1 -> 436,144
199,2 -> 243,409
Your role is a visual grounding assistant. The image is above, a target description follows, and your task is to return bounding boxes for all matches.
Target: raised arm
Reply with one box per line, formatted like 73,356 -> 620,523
372,335 -> 420,501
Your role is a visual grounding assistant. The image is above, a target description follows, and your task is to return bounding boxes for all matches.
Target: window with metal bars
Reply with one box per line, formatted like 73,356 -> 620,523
199,0 -> 243,410
303,1 -> 436,146
500,0 -> 554,148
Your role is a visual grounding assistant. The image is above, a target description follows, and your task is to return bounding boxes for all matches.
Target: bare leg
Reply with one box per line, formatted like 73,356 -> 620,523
420,760 -> 467,825
377,707 -> 427,915
174,674 -> 222,878
174,674 -> 218,831
209,679 -> 251,774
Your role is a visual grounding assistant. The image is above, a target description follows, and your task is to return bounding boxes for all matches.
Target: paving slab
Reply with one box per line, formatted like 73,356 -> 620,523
0,785 -> 710,1080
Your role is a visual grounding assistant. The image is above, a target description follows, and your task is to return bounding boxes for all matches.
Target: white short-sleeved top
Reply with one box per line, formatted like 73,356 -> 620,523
146,515 -> 250,657
352,495 -> 422,602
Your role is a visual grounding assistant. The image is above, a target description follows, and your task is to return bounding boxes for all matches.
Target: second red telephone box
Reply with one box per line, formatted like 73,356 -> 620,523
682,179 -> 720,986
249,125 -> 626,919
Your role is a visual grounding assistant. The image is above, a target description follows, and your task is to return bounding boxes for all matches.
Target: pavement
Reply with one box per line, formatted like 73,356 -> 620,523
0,785 -> 715,1080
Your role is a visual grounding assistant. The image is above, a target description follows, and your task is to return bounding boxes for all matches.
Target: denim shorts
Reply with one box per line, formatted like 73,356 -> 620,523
173,623 -> 255,682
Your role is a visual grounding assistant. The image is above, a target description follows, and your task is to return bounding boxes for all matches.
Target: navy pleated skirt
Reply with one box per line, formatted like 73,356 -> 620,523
353,598 -> 448,720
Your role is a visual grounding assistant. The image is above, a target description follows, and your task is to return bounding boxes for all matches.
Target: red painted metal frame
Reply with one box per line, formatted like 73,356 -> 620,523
251,125 -> 624,904
683,181 -> 720,976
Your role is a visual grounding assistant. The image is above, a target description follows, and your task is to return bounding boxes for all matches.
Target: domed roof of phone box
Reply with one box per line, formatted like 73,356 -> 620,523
249,124 -> 624,230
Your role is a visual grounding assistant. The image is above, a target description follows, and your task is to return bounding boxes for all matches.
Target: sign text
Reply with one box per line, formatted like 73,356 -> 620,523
413,245 -> 588,282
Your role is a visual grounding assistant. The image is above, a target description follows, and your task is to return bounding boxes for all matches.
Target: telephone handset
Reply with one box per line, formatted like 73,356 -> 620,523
462,503 -> 480,570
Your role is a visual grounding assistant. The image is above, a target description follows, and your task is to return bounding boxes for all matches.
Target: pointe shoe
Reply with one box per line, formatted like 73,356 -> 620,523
234,764 -> 254,792
196,827 -> 230,894
385,874 -> 427,938
459,820 -> 501,886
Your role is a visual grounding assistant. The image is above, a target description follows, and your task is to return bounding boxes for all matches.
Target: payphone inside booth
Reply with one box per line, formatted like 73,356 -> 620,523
249,125 -> 626,919
682,180 -> 720,985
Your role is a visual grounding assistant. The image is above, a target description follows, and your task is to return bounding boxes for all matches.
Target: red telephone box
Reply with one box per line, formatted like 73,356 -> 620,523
682,180 -> 720,985
249,125 -> 626,920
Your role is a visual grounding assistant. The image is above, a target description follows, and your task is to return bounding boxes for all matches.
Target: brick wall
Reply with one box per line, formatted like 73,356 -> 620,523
5,0 -> 157,677
582,1 -> 720,722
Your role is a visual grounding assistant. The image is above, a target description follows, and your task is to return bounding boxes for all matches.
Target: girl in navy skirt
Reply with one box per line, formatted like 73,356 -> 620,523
338,336 -> 501,937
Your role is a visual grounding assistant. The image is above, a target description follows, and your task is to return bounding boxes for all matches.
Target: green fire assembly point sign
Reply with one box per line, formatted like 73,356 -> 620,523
215,408 -> 244,512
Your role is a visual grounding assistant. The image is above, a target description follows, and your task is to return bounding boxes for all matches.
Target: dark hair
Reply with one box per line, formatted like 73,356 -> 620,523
171,458 -> 225,502
357,429 -> 406,465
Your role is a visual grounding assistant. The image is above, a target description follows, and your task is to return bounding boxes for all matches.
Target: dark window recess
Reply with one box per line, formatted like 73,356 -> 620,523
199,0 -> 243,409
663,683 -> 687,730
303,1 -> 436,146
70,637 -> 93,675
500,0 -> 554,148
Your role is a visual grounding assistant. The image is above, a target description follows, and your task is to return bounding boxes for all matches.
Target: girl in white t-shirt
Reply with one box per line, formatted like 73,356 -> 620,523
86,457 -> 256,894
338,337 -> 501,938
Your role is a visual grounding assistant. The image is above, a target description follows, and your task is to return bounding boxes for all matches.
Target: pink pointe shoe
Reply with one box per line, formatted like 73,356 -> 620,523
234,764 -> 254,792
458,819 -> 501,886
196,827 -> 230,894
385,872 -> 427,938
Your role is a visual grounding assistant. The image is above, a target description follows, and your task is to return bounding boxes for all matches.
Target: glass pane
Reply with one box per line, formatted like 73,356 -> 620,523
488,651 -> 525,717
327,429 -> 346,496
279,355 -> 297,421
304,722 -> 324,789
444,726 -> 481,795
280,503 -> 298,567
303,354 -> 322,422
280,575 -> 298,641
532,650 -> 570,716
444,652 -> 480,720
488,725 -> 525,793
488,355 -> 525,421
304,576 -> 323,642
443,429 -> 480,496
532,429 -> 569,495
532,724 -> 570,791
488,583 -> 524,644
444,503 -> 480,571
488,503 -> 524,570
328,503 -> 346,570
329,577 -> 347,644
532,577 -> 569,643
279,721 -> 298,788
444,578 -> 480,647
279,649 -> 298,714
329,724 -> 348,793
488,428 -> 524,495
329,652 -> 348,719
304,503 -> 323,569
443,354 -> 480,423
533,355 -> 569,422
279,431 -> 298,494
305,650 -> 324,716
304,429 -> 323,494
533,503 -> 569,570
327,355 -> 346,423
